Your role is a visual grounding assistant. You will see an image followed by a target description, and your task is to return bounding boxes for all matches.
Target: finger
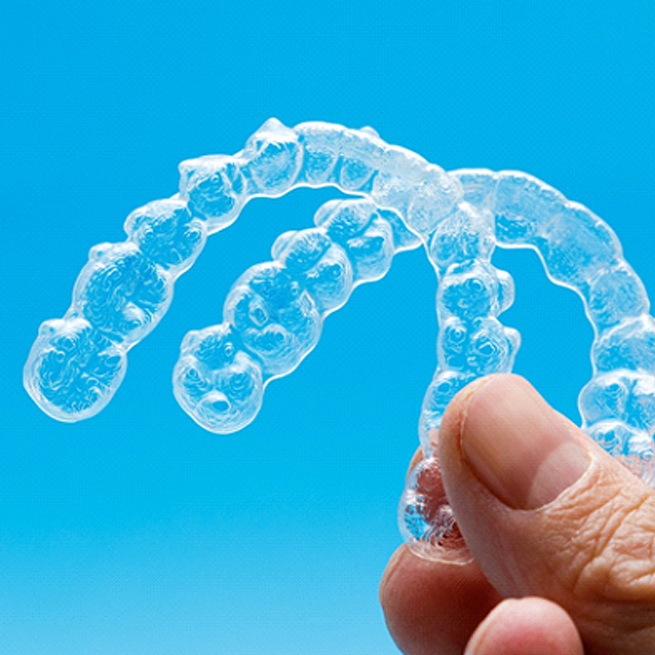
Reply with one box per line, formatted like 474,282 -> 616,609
439,374 -> 655,655
465,597 -> 584,655
380,544 -> 501,655
380,440 -> 501,655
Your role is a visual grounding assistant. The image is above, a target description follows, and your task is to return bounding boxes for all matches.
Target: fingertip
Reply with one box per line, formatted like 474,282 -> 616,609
437,374 -> 502,476
465,597 -> 584,655
380,544 -> 501,655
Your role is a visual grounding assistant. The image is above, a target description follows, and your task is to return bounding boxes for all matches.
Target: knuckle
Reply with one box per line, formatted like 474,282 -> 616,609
555,483 -> 655,603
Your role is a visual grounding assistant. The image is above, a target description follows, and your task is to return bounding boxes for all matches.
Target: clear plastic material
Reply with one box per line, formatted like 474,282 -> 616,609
24,118 -> 655,559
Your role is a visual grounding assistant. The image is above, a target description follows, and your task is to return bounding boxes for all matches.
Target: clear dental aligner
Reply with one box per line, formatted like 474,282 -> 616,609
24,119 -> 655,556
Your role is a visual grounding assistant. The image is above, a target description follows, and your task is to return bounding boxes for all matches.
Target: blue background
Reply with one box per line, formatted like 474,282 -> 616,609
1,1 -> 653,653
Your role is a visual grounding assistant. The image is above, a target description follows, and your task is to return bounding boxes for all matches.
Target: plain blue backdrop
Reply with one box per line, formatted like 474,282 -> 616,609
1,1 -> 653,653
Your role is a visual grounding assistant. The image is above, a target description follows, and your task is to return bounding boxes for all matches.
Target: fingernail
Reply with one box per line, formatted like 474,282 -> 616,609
460,376 -> 590,510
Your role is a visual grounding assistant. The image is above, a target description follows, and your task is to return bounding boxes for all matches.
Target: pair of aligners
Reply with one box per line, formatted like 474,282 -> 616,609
24,119 -> 655,556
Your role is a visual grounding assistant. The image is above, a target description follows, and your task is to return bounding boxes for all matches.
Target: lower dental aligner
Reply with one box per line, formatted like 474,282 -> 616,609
24,119 -> 655,556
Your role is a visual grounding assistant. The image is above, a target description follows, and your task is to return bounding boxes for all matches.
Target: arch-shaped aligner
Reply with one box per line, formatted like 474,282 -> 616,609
23,119 -> 655,556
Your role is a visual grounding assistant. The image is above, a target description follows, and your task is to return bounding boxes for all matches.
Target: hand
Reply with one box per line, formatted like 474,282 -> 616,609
379,374 -> 655,655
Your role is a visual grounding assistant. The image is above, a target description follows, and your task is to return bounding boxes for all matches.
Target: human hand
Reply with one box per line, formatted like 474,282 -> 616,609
380,374 -> 655,655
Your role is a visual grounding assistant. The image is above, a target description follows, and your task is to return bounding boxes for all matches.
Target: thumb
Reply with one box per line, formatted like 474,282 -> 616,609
439,374 -> 655,655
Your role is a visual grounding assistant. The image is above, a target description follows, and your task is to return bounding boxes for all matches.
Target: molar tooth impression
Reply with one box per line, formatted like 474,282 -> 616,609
24,119 -> 655,559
